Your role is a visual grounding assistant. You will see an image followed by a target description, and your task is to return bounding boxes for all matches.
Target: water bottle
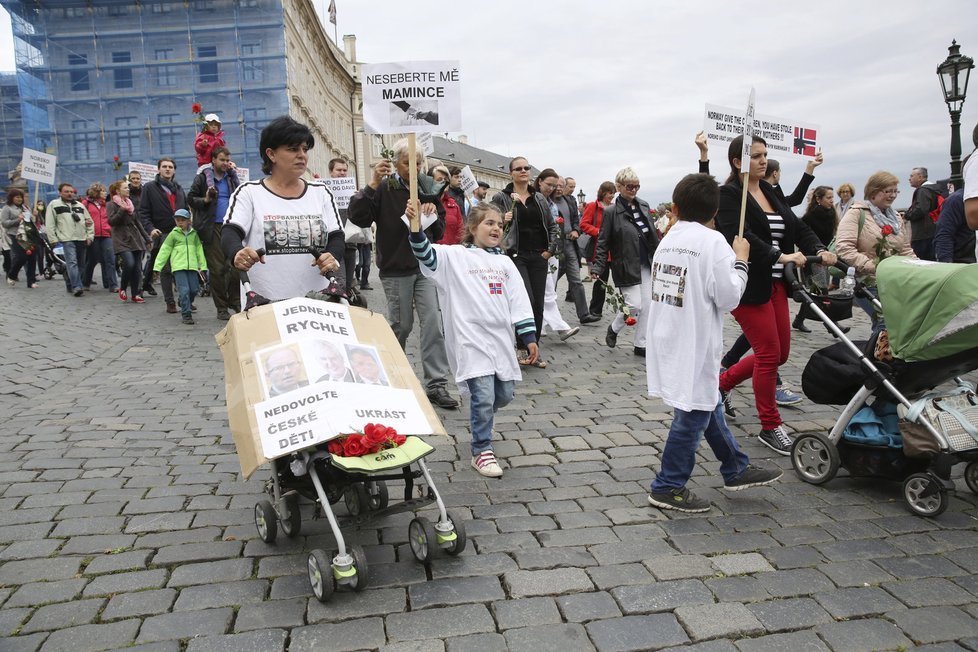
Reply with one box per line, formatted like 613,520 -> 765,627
839,268 -> 856,297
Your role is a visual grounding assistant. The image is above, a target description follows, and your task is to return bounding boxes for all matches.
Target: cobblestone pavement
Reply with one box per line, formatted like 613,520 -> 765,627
2,276 -> 978,652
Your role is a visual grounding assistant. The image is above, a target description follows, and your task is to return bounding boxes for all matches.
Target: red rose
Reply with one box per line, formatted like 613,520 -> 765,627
625,316 -> 637,326
362,425 -> 388,451
191,102 -> 202,114
556,217 -> 565,225
113,155 -> 119,162
327,439 -> 344,456
881,224 -> 893,236
391,434 -> 406,447
343,435 -> 368,457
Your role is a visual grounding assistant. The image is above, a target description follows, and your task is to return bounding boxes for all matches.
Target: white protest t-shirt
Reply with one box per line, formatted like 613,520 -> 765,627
226,179 -> 342,302
418,245 -> 533,384
963,154 -> 978,260
646,221 -> 747,412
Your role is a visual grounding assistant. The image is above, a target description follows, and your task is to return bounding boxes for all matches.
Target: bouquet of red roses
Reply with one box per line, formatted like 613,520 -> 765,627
327,423 -> 407,458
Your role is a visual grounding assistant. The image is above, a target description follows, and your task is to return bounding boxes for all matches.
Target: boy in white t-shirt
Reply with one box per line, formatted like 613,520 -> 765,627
646,174 -> 782,513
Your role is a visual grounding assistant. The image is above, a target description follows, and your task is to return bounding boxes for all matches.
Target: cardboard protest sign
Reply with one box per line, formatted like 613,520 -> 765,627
703,103 -> 820,159
417,132 -> 435,156
236,167 -> 250,183
21,148 -> 57,185
459,166 -> 479,196
216,298 -> 445,478
361,60 -> 462,134
740,88 -> 756,171
322,176 -> 358,225
127,161 -> 158,179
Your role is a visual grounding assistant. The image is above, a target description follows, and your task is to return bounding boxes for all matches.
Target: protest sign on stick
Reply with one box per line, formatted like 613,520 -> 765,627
739,88 -> 755,239
459,166 -> 478,196
703,104 -> 820,160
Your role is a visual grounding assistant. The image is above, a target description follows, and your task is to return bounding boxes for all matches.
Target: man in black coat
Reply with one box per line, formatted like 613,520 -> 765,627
906,166 -> 940,261
138,157 -> 187,312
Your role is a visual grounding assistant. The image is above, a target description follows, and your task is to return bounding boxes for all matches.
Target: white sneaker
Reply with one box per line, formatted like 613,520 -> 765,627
558,327 -> 580,341
471,451 -> 503,478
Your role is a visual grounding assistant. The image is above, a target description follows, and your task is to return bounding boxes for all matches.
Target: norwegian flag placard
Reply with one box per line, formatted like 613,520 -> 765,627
488,282 -> 503,295
793,128 -> 817,156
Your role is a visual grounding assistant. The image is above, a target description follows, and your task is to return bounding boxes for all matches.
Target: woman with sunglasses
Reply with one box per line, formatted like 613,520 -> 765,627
491,157 -> 560,368
715,135 -> 835,456
590,167 -> 659,357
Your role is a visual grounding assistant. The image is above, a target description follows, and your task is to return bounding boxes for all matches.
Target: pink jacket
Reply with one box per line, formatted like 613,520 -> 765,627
835,201 -> 915,278
194,129 -> 226,167
83,198 -> 111,238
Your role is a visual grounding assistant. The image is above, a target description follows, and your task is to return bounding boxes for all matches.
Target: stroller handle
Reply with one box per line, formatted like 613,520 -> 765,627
309,247 -> 348,302
783,256 -> 826,291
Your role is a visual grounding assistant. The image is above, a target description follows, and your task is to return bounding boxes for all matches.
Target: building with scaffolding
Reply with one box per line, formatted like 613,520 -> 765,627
1,0 -> 357,193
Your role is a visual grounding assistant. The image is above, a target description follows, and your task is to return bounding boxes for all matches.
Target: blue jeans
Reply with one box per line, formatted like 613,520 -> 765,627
173,270 -> 200,317
854,286 -> 883,328
61,240 -> 87,292
84,236 -> 118,289
119,250 -> 144,298
465,374 -> 515,456
650,394 -> 750,492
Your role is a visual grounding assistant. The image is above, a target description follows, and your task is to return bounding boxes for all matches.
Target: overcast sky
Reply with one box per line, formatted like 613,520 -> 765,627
3,1 -> 978,205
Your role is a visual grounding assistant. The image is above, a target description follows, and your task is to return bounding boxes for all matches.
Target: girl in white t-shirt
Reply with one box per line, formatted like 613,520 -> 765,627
408,202 -> 537,478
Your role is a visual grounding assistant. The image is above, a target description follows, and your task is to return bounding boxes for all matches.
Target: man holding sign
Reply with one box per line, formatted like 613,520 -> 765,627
348,140 -> 458,409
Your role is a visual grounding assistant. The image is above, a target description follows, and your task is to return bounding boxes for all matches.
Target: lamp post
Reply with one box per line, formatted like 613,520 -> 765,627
937,40 -> 974,191
577,188 -> 586,210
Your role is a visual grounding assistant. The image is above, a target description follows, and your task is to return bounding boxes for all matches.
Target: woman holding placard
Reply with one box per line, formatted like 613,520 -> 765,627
223,116 -> 345,302
714,135 -> 835,456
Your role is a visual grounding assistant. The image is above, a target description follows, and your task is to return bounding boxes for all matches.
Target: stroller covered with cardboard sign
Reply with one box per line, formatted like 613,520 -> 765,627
217,260 -> 465,603
788,256 -> 978,516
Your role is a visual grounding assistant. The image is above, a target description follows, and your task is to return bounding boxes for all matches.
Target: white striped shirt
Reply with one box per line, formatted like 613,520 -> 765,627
767,211 -> 786,279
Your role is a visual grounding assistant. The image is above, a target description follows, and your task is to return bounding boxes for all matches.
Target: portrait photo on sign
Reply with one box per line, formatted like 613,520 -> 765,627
390,100 -> 439,127
305,338 -> 355,384
263,215 -> 327,255
345,345 -> 389,386
652,262 -> 687,308
258,344 -> 310,399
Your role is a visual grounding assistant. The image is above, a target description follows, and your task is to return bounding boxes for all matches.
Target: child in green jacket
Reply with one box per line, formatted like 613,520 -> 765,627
154,209 -> 207,325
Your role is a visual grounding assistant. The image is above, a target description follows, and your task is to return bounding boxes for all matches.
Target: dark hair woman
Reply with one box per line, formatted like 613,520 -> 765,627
490,157 -> 560,368
791,185 -> 843,332
1,188 -> 37,287
223,116 -> 345,302
715,135 -> 835,455
107,178 -> 152,303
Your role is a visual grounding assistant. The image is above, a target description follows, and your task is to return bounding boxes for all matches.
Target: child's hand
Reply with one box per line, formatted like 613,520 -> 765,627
525,342 -> 539,364
732,235 -> 749,261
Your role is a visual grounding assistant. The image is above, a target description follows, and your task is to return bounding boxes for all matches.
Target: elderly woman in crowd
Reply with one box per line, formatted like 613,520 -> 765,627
836,183 -> 856,219
834,171 -> 916,326
590,167 -> 659,358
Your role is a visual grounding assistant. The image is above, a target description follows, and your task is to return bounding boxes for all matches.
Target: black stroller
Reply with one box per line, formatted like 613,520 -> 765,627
38,233 -> 67,280
787,256 -> 978,516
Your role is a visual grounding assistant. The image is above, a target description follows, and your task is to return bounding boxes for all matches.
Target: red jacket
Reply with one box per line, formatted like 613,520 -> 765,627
580,200 -> 608,262
194,129 -> 226,167
437,194 -> 465,245
83,198 -> 111,237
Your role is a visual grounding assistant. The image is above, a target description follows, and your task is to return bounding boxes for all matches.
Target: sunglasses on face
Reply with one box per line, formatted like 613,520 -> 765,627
511,166 -> 531,172
624,184 -> 640,192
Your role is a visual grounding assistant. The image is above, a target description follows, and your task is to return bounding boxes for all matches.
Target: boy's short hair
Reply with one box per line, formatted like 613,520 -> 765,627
672,173 -> 719,224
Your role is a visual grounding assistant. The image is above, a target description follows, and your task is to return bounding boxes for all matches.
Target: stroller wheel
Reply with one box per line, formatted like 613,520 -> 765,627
903,473 -> 948,517
43,269 -> 54,280
307,549 -> 335,602
790,432 -> 840,485
255,500 -> 278,543
280,495 -> 301,538
965,462 -> 978,495
344,484 -> 370,517
408,516 -> 438,563
366,481 -> 389,511
347,544 -> 369,592
443,510 -> 467,556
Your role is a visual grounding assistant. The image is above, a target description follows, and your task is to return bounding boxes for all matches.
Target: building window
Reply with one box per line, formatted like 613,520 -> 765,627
197,45 -> 218,84
112,51 -> 133,90
71,120 -> 98,161
241,43 -> 263,82
116,117 -> 141,159
108,4 -> 127,16
151,3 -> 171,13
63,7 -> 87,18
244,107 -> 267,152
157,113 -> 180,155
194,0 -> 214,10
68,54 -> 89,92
154,48 -> 176,87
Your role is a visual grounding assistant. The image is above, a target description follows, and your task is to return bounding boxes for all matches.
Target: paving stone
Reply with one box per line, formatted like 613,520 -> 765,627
886,606 -> 978,644
152,540 -> 244,565
644,554 -> 714,581
0,631 -> 47,651
813,586 -> 904,618
61,535 -> 137,555
386,605 -> 495,642
883,577 -> 975,608
408,575 -> 504,610
504,568 -> 594,598
0,539 -> 63,561
445,633 -> 504,652
21,598 -> 104,634
818,559 -> 895,587
83,569 -> 169,596
185,629 -> 288,652
587,563 -> 655,590
491,597 -> 561,630
711,553 -> 774,576
734,630 -> 829,652
383,641 -> 446,652
429,552 -> 519,579
307,587 -> 406,623
0,557 -> 82,584
136,607 -> 234,643
233,599 -> 306,632
512,548 -> 595,571
814,618 -> 913,652
556,592 -> 622,623
6,579 -> 88,607
0,607 -> 31,636
585,615 -> 689,651
815,538 -> 903,561
37,620 -> 141,652
172,580 -> 268,611
612,580 -> 714,614
874,554 -> 968,579
166,559 -> 253,587
293,617 -> 389,652
674,602 -> 764,641
754,568 -> 834,598
659,641 -> 737,652
503,623 -> 596,652
83,550 -> 151,575
50,517 -> 126,538
588,540 -> 676,565
705,577 -> 770,603
746,597 -> 833,632
101,589 -> 177,620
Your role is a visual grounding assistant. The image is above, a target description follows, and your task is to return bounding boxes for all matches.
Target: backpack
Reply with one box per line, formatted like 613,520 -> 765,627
928,183 -> 948,223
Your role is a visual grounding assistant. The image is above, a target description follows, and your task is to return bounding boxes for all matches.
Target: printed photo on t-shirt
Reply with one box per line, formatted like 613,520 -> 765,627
652,261 -> 687,308
263,214 -> 329,255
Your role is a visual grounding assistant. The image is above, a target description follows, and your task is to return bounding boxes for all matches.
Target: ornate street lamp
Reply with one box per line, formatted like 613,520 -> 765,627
937,40 -> 974,191
577,188 -> 586,209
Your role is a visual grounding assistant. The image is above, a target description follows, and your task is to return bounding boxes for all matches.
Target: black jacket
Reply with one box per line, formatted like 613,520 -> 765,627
348,174 -> 445,277
801,205 -> 836,248
590,196 -> 659,287
905,182 -> 940,242
716,179 -> 825,305
187,168 -> 241,238
772,173 -> 815,208
138,175 -> 187,234
490,184 -> 561,256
